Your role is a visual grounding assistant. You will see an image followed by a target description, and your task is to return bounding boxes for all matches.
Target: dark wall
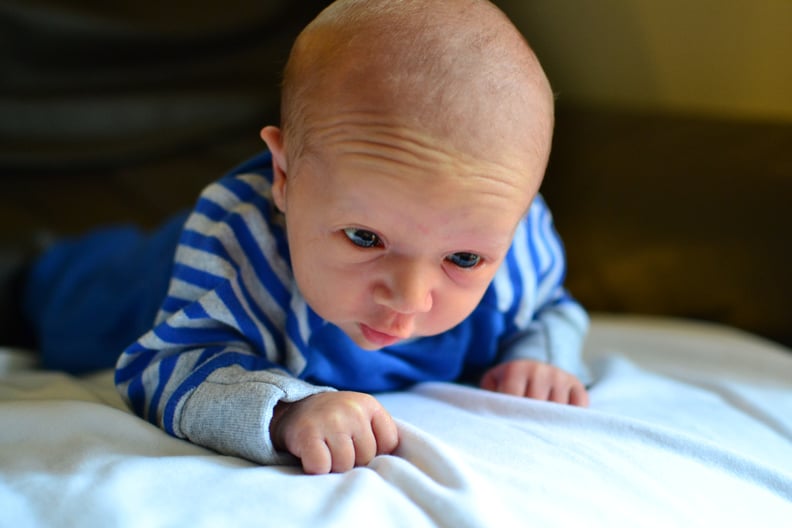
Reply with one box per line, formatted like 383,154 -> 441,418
2,2 -> 790,348
543,105 -> 792,347
1,0 -> 331,169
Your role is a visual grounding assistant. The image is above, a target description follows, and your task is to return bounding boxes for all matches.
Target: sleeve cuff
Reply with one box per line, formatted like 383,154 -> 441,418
176,365 -> 335,465
501,302 -> 592,386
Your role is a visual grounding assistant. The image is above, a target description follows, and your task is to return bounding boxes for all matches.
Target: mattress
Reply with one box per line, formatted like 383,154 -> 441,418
1,314 -> 790,527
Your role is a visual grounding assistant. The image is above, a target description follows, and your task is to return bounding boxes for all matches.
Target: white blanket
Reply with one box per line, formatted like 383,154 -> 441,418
1,315 -> 791,527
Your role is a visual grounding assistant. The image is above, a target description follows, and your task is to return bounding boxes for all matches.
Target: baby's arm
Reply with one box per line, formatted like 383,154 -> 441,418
488,298 -> 590,406
270,391 -> 399,474
115,173 -> 402,472
485,194 -> 590,405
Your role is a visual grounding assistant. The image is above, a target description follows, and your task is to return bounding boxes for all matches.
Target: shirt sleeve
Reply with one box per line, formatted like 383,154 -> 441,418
114,174 -> 333,465
492,194 -> 591,385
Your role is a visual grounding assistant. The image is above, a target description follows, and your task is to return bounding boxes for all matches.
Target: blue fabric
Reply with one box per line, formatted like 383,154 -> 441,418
20,151 -> 587,465
115,152 -> 587,438
24,212 -> 187,373
24,150 -> 586,402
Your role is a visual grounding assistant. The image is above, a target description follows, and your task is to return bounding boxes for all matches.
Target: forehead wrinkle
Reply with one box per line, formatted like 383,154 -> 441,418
303,117 -> 531,206
308,115 -> 462,166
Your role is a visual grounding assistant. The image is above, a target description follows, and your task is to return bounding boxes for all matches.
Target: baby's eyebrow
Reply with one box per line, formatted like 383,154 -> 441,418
453,231 -> 515,256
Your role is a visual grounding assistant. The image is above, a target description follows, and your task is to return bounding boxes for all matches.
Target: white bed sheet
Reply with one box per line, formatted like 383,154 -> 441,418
1,315 -> 791,527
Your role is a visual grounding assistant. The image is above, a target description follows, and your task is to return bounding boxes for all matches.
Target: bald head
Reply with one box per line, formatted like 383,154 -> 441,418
279,0 -> 554,183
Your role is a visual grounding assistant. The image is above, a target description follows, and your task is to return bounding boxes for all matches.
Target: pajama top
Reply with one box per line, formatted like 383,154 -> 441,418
115,151 -> 589,464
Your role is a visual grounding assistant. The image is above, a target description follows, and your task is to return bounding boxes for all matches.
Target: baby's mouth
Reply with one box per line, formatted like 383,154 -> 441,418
359,323 -> 403,348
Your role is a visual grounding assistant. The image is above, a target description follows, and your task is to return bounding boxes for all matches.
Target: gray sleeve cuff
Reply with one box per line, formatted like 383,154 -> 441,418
175,366 -> 335,465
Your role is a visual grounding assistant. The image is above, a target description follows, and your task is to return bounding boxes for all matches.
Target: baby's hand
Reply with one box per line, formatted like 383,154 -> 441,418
480,359 -> 589,407
270,391 -> 399,474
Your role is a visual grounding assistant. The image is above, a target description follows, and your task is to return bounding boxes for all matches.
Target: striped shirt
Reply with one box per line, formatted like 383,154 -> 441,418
115,151 -> 589,464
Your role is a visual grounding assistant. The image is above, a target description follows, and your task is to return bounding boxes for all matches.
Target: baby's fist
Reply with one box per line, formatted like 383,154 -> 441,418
270,391 -> 399,474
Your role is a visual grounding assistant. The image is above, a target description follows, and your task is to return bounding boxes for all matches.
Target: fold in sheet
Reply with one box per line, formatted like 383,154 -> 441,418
1,316 -> 791,527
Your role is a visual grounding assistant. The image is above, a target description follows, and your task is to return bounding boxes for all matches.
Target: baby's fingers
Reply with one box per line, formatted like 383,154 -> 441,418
547,381 -> 589,407
480,364 -> 528,396
326,433 -> 357,473
343,408 -> 398,470
525,376 -> 552,401
479,369 -> 499,392
371,408 -> 399,456
568,384 -> 590,407
298,436 -> 334,475
299,432 -> 372,474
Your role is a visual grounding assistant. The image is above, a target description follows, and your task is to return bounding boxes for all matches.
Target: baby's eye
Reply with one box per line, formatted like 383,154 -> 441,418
344,228 -> 382,248
446,252 -> 481,269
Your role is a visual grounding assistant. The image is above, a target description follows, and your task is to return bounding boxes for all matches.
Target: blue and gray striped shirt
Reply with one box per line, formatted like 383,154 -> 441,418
115,151 -> 588,464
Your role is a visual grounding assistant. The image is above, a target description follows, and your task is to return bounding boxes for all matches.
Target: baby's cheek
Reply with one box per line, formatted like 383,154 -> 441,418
426,293 -> 482,335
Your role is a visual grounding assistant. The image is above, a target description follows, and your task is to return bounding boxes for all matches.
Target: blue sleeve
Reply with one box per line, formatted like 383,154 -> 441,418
491,194 -> 590,384
114,173 -> 332,464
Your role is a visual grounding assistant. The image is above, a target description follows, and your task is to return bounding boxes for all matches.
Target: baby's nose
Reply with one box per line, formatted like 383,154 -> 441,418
376,260 -> 434,314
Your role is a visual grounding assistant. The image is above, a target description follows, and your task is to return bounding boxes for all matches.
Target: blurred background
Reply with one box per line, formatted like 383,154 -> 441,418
1,0 -> 790,347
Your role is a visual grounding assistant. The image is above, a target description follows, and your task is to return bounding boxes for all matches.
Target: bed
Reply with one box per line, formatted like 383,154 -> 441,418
2,314 -> 790,527
2,2 -> 791,525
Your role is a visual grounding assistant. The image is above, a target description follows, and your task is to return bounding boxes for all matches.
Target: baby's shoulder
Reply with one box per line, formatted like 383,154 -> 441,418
199,151 -> 276,206
201,172 -> 273,207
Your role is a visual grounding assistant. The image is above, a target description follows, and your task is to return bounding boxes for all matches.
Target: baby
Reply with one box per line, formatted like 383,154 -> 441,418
33,0 -> 591,475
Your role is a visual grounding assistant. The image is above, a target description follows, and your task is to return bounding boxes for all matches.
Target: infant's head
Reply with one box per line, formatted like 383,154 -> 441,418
261,0 -> 556,349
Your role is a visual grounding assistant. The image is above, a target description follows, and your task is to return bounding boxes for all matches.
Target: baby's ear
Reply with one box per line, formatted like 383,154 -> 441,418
260,126 -> 288,213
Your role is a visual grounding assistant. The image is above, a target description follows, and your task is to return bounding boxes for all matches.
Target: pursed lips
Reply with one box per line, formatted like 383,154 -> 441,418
359,323 -> 406,348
